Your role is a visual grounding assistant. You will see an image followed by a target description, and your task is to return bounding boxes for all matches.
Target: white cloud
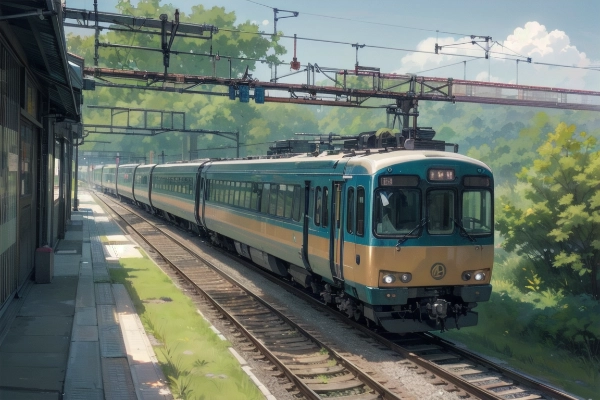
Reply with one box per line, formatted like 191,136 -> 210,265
394,21 -> 599,90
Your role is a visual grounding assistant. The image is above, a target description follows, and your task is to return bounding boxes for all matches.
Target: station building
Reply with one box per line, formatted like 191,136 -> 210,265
0,0 -> 81,316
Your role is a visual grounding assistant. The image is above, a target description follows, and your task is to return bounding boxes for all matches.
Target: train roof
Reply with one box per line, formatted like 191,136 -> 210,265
153,162 -> 208,174
204,149 -> 491,175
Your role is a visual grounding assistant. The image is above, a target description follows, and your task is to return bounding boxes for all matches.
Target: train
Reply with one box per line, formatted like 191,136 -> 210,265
89,129 -> 494,333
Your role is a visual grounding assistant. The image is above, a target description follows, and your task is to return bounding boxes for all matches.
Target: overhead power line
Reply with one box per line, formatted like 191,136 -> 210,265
243,0 -> 480,37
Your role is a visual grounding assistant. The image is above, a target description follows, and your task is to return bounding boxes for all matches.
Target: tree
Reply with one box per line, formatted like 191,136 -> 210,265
67,0 -> 287,158
496,122 -> 600,299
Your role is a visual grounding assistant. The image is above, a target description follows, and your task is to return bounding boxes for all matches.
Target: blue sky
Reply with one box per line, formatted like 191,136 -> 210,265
65,0 -> 599,90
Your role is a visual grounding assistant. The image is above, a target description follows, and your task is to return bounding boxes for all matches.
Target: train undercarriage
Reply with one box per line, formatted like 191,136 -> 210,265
207,231 -> 487,333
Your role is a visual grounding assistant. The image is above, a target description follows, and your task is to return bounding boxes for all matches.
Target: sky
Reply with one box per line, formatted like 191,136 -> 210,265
64,0 -> 600,91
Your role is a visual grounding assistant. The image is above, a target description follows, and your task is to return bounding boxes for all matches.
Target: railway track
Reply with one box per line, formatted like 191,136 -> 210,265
93,192 -> 579,400
94,192 -> 408,400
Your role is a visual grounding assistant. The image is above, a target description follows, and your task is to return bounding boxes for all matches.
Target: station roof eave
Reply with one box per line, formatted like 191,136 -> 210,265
0,0 -> 80,121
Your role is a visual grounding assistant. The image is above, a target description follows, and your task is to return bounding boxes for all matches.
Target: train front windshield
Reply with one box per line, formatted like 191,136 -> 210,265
374,188 -> 421,235
374,187 -> 492,237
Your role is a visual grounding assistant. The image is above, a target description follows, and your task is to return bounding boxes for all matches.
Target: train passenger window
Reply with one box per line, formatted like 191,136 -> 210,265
292,186 -> 302,222
356,187 -> 365,236
260,184 -> 270,213
242,183 -> 251,208
269,184 -> 279,215
234,182 -> 241,206
314,187 -> 322,226
251,183 -> 261,210
227,181 -> 234,204
428,190 -> 455,235
284,185 -> 294,219
276,184 -> 286,217
347,188 -> 355,234
322,187 -> 329,228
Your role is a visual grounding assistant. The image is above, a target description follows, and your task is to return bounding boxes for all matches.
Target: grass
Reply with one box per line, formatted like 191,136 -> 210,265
439,300 -> 600,400
109,253 -> 264,400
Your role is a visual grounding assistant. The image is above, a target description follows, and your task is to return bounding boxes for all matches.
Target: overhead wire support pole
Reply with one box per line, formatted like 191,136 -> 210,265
272,8 -> 299,83
93,0 -> 99,66
161,10 -> 180,76
352,43 -> 366,68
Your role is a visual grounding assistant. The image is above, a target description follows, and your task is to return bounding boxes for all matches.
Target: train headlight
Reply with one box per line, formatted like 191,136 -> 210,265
462,272 -> 472,281
383,274 -> 396,284
474,272 -> 486,281
400,273 -> 412,283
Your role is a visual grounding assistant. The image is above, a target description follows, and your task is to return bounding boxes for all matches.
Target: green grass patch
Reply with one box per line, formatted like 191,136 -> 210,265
110,254 -> 264,400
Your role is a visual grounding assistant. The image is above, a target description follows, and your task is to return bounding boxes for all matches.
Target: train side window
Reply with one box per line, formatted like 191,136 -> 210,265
347,187 -> 355,234
314,187 -> 322,226
292,185 -> 302,222
250,183 -> 260,210
277,184 -> 286,217
228,181 -> 234,204
269,184 -> 279,215
219,180 -> 224,203
284,185 -> 294,219
260,183 -> 270,213
233,182 -> 242,206
322,187 -> 329,228
356,187 -> 365,236
243,182 -> 251,208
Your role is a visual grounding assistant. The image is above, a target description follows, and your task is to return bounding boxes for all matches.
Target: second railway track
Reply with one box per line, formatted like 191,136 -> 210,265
93,191 -> 579,400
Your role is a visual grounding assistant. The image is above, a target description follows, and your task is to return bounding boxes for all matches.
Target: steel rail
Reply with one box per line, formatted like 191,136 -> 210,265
93,190 -> 579,400
94,192 -> 404,400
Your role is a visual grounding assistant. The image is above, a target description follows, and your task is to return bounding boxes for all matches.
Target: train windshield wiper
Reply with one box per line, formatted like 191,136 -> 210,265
453,218 -> 476,242
396,218 -> 427,248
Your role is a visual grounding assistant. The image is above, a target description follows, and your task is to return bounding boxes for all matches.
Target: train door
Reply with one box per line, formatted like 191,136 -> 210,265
341,185 -> 366,283
330,181 -> 345,282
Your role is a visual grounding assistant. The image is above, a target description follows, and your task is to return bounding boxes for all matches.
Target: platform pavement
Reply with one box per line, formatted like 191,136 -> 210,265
0,193 -> 172,400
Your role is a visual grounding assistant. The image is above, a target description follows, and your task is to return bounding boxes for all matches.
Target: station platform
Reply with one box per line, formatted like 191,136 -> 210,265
0,193 -> 172,400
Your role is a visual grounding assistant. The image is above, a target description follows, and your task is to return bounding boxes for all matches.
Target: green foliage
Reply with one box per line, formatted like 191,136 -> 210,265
496,122 -> 600,299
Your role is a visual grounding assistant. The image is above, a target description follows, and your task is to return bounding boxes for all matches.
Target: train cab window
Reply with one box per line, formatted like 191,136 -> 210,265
292,186 -> 303,222
356,187 -> 365,236
322,187 -> 329,228
314,187 -> 322,226
462,190 -> 492,235
374,189 -> 421,236
428,190 -> 455,235
347,187 -> 355,234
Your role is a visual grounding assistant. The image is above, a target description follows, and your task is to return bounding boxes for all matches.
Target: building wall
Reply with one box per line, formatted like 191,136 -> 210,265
0,42 -> 21,309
